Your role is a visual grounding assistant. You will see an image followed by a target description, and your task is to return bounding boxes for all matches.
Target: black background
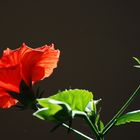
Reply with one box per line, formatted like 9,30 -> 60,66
0,0 -> 140,139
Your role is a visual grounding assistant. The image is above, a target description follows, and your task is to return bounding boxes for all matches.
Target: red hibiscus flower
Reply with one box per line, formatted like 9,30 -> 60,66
0,43 -> 60,108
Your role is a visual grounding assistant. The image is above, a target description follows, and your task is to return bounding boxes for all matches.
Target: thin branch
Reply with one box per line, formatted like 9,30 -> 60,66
102,85 -> 140,135
62,123 -> 94,140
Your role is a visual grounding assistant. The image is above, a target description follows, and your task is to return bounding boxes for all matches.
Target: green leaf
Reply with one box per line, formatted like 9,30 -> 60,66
49,89 -> 93,111
34,89 -> 94,121
133,57 -> 140,64
33,100 -> 62,121
133,57 -> 140,68
99,121 -> 104,131
115,110 -> 140,126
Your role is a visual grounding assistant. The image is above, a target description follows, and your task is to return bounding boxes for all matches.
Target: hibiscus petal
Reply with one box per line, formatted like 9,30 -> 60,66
34,45 -> 60,80
0,89 -> 18,108
21,50 -> 43,85
0,65 -> 21,92
0,48 -> 20,67
19,43 -> 33,57
31,66 -> 45,82
0,43 -> 60,91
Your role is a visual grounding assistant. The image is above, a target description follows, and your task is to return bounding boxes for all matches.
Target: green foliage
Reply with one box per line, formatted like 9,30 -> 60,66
133,57 -> 140,64
115,110 -> 140,125
133,57 -> 140,68
33,100 -> 62,121
99,120 -> 104,132
33,89 -> 94,122
91,107 -> 104,132
49,89 -> 93,111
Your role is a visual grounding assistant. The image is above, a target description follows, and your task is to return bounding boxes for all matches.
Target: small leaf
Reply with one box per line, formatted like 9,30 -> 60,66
133,57 -> 140,64
116,110 -> 140,126
99,121 -> 104,131
34,99 -> 73,122
33,103 -> 62,121
133,57 -> 140,68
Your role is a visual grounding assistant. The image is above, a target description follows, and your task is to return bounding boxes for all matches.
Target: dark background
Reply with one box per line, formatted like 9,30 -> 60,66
0,0 -> 140,139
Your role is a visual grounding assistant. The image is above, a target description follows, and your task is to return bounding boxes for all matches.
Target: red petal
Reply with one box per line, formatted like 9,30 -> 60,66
0,48 -> 20,67
21,50 -> 43,85
34,45 -> 60,80
32,66 -> 45,82
0,89 -> 18,108
0,65 -> 21,92
0,43 -> 60,88
19,43 -> 33,57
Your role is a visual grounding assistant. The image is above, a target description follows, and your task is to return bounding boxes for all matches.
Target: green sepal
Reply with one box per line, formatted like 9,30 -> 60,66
8,80 -> 37,110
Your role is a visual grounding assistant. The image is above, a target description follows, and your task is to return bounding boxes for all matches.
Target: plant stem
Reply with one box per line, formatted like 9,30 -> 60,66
97,137 -> 104,140
102,85 -> 140,135
62,123 -> 94,140
84,115 -> 100,140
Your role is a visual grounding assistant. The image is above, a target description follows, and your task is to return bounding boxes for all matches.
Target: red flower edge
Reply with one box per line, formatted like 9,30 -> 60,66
0,43 -> 60,108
